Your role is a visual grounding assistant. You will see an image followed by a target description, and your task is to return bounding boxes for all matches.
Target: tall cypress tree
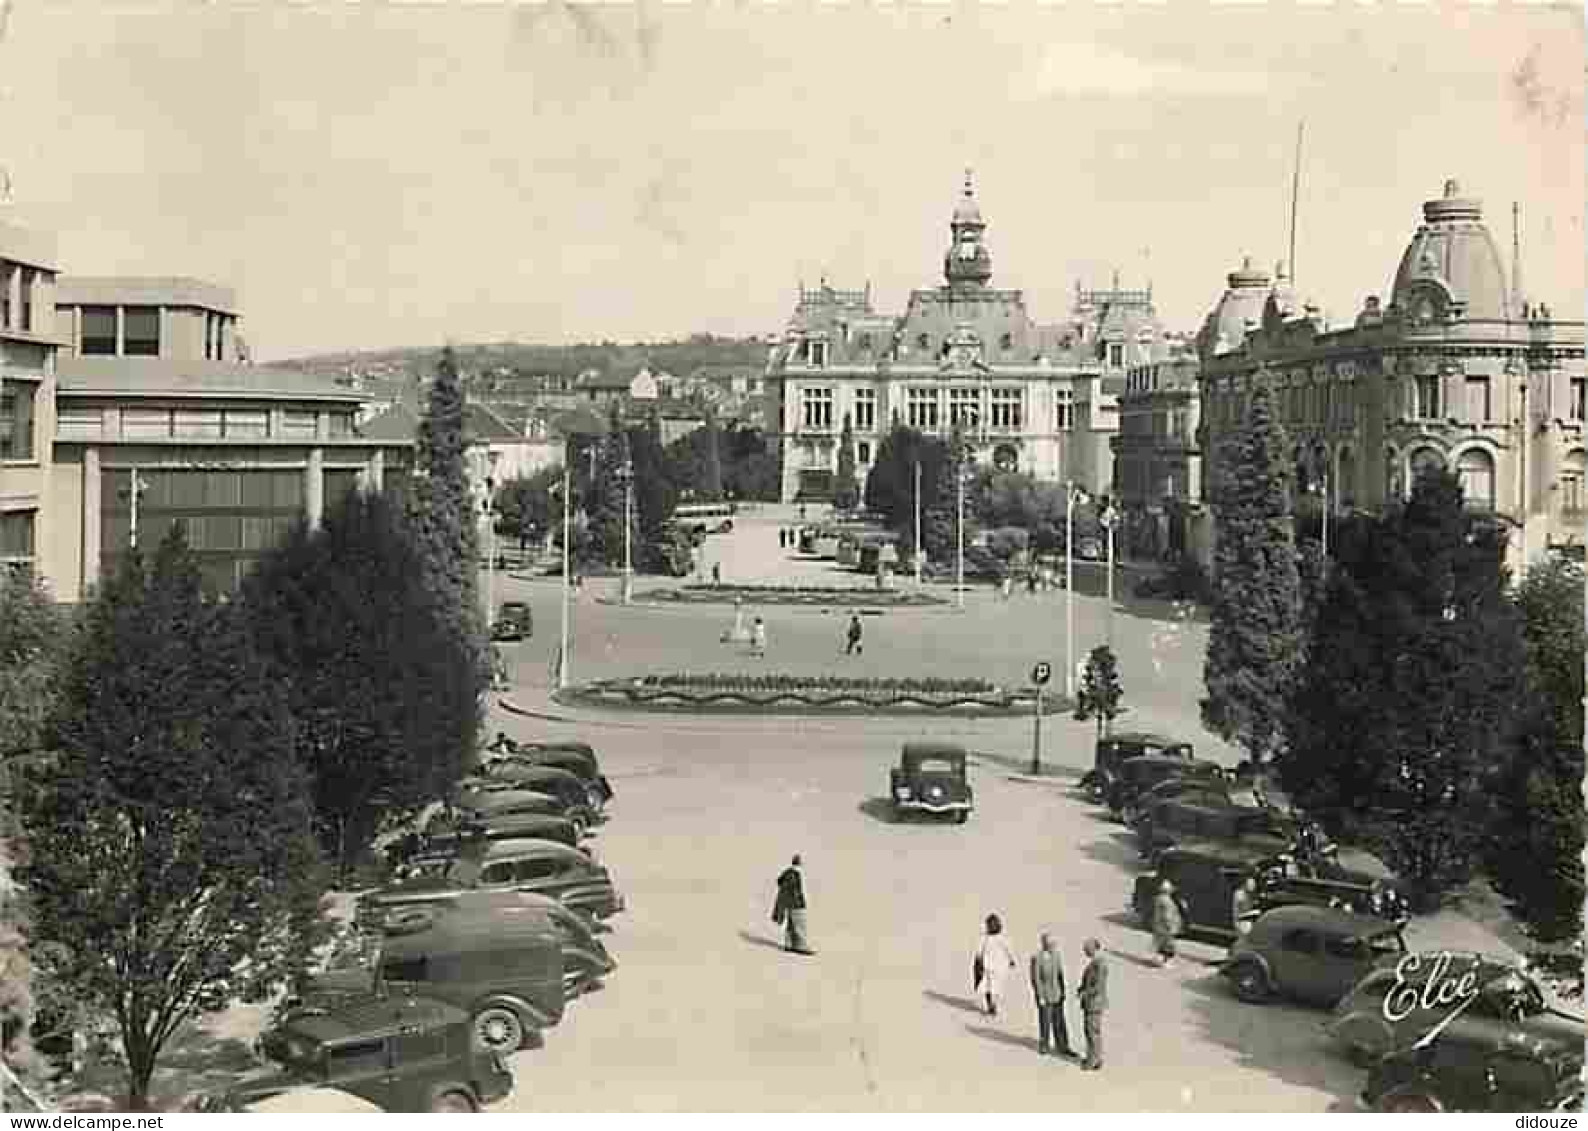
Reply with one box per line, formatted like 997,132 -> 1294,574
411,347 -> 486,656
700,411 -> 724,501
1201,382 -> 1302,766
923,426 -> 969,564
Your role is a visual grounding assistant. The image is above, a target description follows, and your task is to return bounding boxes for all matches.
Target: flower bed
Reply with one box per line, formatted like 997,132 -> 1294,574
637,585 -> 947,608
560,673 -> 1064,716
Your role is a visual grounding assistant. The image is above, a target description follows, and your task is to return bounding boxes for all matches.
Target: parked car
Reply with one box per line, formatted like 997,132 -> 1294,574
1135,795 -> 1302,859
291,897 -> 565,1054
1130,843 -> 1407,941
482,763 -> 603,828
887,742 -> 973,823
359,838 -> 625,931
1080,732 -> 1195,803
1219,905 -> 1406,1007
214,995 -> 513,1112
1361,1032 -> 1585,1112
420,813 -> 583,856
489,602 -> 533,642
1120,776 -> 1233,828
484,736 -> 613,808
1105,753 -> 1226,818
451,788 -> 592,837
1328,952 -> 1585,1064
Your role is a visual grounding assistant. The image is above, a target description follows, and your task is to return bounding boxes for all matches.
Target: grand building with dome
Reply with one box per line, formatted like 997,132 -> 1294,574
1194,179 -> 1585,570
769,174 -> 1165,503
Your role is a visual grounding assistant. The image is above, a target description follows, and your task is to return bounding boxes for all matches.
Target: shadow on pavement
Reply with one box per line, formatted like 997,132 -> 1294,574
737,929 -> 786,952
856,797 -> 898,824
1076,832 -> 1147,872
971,750 -> 1085,781
963,1023 -> 1044,1054
922,989 -> 984,1015
1105,945 -> 1164,971
1180,971 -> 1362,1106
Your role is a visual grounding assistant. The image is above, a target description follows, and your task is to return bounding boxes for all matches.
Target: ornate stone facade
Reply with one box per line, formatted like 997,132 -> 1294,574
770,174 -> 1159,502
1196,180 -> 1586,569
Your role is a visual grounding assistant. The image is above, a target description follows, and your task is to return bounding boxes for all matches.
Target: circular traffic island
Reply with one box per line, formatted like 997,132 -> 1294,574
558,673 -> 1067,716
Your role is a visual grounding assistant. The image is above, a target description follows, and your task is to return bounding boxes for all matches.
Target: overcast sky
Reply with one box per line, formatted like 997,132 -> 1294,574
1,2 -> 1581,361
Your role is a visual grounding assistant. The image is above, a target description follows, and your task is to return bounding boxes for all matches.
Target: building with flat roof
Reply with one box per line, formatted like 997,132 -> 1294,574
32,275 -> 414,600
0,221 -> 62,579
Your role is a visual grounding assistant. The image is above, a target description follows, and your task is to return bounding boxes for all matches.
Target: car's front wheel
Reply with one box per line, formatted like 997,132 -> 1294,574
472,1006 -> 525,1054
430,1090 -> 479,1113
1229,961 -> 1272,1003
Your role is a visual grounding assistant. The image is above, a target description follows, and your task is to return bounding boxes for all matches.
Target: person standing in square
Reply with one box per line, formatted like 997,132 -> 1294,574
1029,933 -> 1074,1058
1079,938 -> 1108,1071
771,855 -> 813,954
845,612 -> 864,655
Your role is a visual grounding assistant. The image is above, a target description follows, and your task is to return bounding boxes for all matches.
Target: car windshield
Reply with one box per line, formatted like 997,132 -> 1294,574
915,758 -> 960,774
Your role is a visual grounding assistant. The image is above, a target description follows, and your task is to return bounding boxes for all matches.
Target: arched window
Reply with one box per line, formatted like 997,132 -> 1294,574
1561,449 -> 1586,514
1455,448 -> 1495,510
1409,446 -> 1447,492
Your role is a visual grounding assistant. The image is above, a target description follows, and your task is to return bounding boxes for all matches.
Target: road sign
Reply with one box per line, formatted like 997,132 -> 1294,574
1030,661 -> 1052,686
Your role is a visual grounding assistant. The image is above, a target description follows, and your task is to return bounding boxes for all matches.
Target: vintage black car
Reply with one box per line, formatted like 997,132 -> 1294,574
1134,795 -> 1301,859
1329,952 -> 1585,1065
1220,905 -> 1407,1007
1120,775 -> 1233,828
1080,731 -> 1195,802
360,838 -> 626,930
490,602 -> 533,642
1130,843 -> 1406,941
214,996 -> 513,1112
1361,1031 -> 1585,1112
420,812 -> 583,856
484,736 -> 613,809
888,742 -> 973,822
471,766 -> 601,831
453,787 -> 595,839
1105,754 -> 1227,818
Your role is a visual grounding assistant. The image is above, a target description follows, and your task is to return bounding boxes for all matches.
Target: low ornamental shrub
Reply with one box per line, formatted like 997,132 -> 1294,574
635,673 -> 998,694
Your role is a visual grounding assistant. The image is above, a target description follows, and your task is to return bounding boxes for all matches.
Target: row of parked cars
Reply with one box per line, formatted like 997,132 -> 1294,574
1081,732 -> 1584,1113
206,735 -> 626,1113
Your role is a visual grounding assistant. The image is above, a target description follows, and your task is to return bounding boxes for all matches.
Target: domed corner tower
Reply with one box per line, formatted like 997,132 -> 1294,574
1388,179 -> 1513,326
1195,256 -> 1273,362
943,169 -> 993,291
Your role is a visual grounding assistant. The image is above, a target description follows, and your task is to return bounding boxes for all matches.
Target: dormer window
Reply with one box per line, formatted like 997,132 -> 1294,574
1107,342 -> 1124,368
809,340 -> 829,368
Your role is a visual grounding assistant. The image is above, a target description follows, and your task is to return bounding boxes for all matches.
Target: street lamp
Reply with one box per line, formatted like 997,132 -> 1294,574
550,464 -> 573,690
1312,465 -> 1331,562
614,455 -> 634,605
1064,481 -> 1086,701
1100,496 -> 1120,652
913,458 -> 923,586
123,468 -> 152,550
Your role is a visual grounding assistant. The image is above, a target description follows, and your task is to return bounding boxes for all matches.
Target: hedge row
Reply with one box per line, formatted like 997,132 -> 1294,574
637,673 -> 998,694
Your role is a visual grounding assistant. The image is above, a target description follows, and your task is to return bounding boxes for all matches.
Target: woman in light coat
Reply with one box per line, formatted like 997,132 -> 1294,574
974,913 -> 1018,1017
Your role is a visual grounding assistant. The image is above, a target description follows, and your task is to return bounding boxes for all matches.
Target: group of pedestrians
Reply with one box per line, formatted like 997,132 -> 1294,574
777,527 -> 805,551
997,567 -> 1059,600
975,914 -> 1108,1071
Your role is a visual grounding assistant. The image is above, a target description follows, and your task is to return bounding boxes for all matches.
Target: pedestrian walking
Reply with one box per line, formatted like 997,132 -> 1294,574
1079,938 -> 1108,1071
1030,933 -> 1074,1058
1000,575 -> 1013,601
770,854 -> 814,954
712,562 -> 722,587
750,615 -> 768,658
844,612 -> 864,655
1151,879 -> 1184,967
779,528 -> 788,549
1026,570 -> 1038,596
1231,876 -> 1259,936
973,913 -> 1018,1017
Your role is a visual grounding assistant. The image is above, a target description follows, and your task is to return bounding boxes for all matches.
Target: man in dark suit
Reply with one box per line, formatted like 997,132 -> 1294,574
1079,937 -> 1108,1071
1029,932 -> 1074,1058
772,854 -> 814,955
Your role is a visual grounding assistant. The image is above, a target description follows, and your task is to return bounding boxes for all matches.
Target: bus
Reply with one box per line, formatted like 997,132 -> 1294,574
672,501 -> 737,536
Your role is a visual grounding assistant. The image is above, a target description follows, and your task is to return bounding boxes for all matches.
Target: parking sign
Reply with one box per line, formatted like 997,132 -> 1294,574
1031,661 -> 1052,686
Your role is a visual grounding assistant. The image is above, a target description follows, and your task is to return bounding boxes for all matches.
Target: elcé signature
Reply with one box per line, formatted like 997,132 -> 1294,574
1381,951 -> 1482,1047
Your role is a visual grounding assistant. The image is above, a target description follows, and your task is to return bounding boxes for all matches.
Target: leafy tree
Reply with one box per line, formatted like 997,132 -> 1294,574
1280,470 -> 1525,904
700,412 -> 724,501
833,415 -> 859,513
409,345 -> 487,684
1201,383 -> 1303,766
864,426 -> 948,548
0,572 -> 70,761
624,424 -> 679,571
494,465 -> 563,550
720,423 -> 781,502
922,427 -> 972,565
240,491 -> 478,880
1486,557 -> 1585,941
1073,645 -> 1125,737
25,529 -> 323,1108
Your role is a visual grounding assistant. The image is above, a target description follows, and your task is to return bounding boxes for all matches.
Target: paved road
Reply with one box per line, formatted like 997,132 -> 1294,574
481,508 -> 1514,1112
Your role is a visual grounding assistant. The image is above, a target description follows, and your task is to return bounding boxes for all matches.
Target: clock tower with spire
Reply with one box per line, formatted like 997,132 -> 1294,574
943,169 -> 993,290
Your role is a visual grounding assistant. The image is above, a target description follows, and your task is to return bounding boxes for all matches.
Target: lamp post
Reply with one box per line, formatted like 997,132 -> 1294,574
913,458 -> 923,586
955,446 -> 973,611
1100,497 -> 1120,652
553,464 -> 572,690
124,468 -> 152,550
1064,481 -> 1086,701
614,455 -> 634,605
484,451 -> 501,623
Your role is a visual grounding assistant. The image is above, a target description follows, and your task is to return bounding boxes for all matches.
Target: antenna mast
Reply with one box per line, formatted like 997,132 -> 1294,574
1288,120 -> 1304,284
